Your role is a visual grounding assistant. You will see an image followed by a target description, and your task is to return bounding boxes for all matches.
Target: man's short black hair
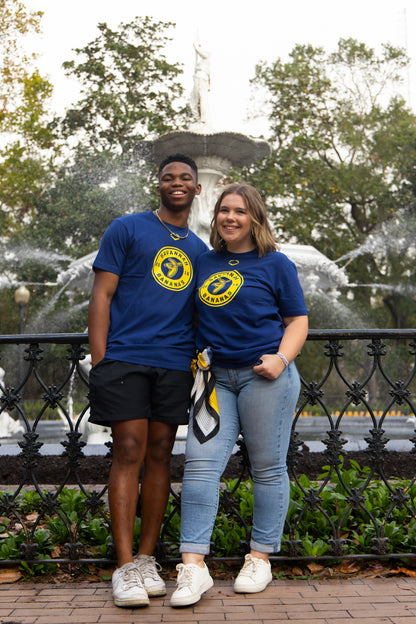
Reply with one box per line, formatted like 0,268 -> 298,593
158,153 -> 198,179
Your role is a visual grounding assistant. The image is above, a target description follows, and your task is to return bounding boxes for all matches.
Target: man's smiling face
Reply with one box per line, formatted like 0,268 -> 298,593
157,161 -> 201,214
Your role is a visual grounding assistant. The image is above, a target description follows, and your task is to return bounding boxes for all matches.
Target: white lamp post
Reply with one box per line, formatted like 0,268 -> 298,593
14,285 -> 30,388
14,285 -> 30,333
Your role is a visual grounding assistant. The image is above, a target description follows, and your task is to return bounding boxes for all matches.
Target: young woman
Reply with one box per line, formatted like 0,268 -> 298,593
170,183 -> 308,607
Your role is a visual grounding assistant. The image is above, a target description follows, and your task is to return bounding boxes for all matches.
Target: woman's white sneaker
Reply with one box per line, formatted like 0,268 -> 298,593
233,554 -> 273,593
133,554 -> 166,596
112,562 -> 149,607
170,562 -> 214,607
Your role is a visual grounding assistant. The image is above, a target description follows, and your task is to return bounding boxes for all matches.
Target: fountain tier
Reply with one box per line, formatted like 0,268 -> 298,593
138,130 -> 270,238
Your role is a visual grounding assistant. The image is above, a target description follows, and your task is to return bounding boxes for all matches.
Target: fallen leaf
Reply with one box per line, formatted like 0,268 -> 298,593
396,567 -> 416,577
291,566 -> 304,576
307,562 -> 324,574
339,561 -> 362,574
0,568 -> 22,584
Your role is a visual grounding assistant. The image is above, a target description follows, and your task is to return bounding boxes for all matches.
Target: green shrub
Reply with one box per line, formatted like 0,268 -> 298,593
3,459 -> 416,576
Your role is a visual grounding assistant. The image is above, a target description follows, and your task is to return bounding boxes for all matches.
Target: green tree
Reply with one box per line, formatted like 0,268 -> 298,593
25,147 -> 156,258
22,17 -> 189,258
60,17 -> 189,153
246,39 -> 416,328
0,0 -> 58,236
7,16 -> 189,336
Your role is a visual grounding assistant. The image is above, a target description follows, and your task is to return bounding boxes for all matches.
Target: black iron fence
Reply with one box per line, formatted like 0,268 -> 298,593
0,330 -> 415,568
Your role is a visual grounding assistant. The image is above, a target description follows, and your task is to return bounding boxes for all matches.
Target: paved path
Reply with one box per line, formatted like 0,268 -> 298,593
1,577 -> 416,623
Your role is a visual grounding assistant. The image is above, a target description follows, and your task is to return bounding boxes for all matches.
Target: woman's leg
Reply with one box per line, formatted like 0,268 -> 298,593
229,363 -> 300,594
179,372 -> 241,554
171,372 -> 241,607
238,362 -> 300,554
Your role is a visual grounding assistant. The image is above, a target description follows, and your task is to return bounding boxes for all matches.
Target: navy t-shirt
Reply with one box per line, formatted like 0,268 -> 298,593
93,210 -> 208,371
195,249 -> 308,368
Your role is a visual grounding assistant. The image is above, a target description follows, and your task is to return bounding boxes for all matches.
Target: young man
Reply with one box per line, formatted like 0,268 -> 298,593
88,154 -> 207,608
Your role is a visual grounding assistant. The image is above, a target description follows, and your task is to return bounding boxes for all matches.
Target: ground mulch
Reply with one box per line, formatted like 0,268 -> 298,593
0,449 -> 415,485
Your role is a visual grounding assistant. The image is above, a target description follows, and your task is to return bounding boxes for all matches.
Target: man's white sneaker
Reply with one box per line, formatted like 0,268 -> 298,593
133,554 -> 166,597
170,562 -> 214,607
112,562 -> 149,607
233,554 -> 273,593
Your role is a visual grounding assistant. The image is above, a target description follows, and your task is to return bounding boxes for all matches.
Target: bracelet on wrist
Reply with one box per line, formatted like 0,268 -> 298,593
275,351 -> 289,367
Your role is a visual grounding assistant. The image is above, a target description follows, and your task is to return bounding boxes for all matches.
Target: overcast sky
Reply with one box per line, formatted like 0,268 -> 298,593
24,0 -> 416,136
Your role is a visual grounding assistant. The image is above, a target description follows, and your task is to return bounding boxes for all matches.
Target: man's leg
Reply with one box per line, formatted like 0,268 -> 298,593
109,419 -> 149,567
138,420 -> 178,555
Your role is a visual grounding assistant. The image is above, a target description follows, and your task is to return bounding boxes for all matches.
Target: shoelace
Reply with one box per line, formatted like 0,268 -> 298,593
121,566 -> 142,590
176,564 -> 195,588
238,556 -> 258,577
137,556 -> 162,580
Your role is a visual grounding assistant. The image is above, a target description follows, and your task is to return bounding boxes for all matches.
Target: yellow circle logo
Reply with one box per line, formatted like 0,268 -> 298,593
199,271 -> 244,307
152,247 -> 193,291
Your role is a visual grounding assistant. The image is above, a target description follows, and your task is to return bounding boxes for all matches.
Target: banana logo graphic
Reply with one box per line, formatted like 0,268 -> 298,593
152,247 -> 193,291
199,270 -> 244,307
165,258 -> 180,278
212,277 -> 230,293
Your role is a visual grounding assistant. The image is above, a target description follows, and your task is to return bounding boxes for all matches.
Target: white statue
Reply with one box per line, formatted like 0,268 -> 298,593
0,367 -> 24,438
74,355 -> 112,445
190,42 -> 211,126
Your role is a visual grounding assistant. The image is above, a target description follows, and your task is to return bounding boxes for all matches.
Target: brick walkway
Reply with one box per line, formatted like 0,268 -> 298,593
1,577 -> 416,623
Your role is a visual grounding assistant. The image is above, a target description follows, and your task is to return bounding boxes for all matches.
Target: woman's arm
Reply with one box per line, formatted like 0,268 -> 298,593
253,315 -> 309,380
87,269 -> 119,368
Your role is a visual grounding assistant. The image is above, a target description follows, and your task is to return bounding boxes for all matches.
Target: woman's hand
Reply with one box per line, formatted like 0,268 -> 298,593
253,353 -> 287,380
252,315 -> 308,380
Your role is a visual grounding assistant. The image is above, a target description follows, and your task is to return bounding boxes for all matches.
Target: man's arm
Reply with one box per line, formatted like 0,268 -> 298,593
88,269 -> 119,367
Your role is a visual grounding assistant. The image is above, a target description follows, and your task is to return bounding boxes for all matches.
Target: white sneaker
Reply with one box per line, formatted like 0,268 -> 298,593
112,562 -> 149,607
170,562 -> 214,607
133,554 -> 166,597
233,554 -> 273,593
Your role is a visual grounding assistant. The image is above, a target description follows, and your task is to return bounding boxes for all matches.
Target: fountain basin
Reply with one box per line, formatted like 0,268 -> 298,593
138,130 -> 270,169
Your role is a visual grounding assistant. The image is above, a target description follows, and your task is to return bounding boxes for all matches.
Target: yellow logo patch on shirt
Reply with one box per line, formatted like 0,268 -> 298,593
199,270 -> 244,307
152,247 -> 193,291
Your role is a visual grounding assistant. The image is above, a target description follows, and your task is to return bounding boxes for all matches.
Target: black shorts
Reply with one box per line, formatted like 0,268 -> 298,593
88,358 -> 193,427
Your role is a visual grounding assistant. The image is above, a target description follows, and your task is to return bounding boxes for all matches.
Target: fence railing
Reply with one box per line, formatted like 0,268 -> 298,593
0,329 -> 415,567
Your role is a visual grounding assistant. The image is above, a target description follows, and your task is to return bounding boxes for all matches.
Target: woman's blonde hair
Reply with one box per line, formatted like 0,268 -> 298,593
210,183 -> 277,257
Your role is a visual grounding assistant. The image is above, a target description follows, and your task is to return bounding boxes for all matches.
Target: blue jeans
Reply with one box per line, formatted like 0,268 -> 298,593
180,362 -> 300,555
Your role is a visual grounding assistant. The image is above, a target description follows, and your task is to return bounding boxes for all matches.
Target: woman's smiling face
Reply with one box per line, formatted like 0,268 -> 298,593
216,193 -> 256,253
